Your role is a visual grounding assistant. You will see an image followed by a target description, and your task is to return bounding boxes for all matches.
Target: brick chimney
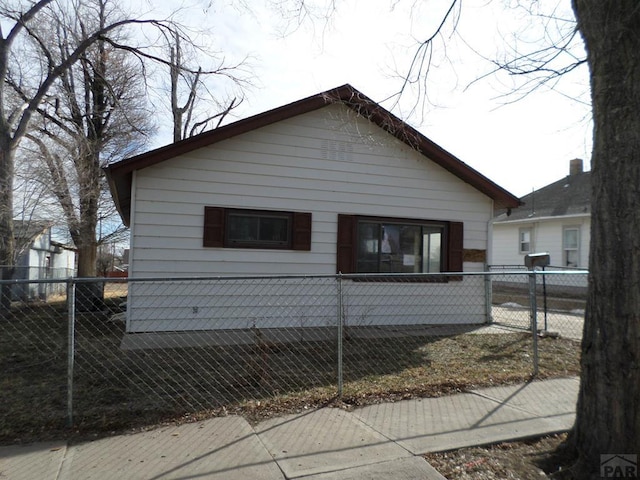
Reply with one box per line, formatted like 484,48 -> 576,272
570,158 -> 583,176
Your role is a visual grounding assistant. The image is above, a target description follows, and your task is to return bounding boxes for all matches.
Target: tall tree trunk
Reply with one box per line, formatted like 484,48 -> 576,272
74,162 -> 99,278
0,136 -> 16,312
76,242 -> 97,277
571,1 -> 640,477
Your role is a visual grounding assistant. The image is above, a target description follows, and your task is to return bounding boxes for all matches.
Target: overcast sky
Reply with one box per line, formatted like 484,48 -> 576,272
149,0 -> 591,198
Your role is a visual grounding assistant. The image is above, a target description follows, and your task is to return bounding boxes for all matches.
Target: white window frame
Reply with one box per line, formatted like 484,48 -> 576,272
519,227 -> 532,254
563,226 -> 580,268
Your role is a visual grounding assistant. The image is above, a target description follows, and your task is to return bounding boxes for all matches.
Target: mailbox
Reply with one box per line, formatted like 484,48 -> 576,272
524,252 -> 550,269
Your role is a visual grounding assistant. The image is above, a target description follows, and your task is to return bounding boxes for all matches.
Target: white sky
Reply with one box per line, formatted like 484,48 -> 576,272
149,0 -> 592,198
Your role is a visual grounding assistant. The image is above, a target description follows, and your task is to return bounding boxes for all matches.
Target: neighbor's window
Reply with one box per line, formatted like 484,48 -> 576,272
519,228 -> 532,253
563,226 -> 580,267
203,207 -> 312,250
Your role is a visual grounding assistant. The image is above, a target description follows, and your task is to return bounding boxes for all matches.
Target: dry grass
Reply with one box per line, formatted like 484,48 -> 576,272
0,299 -> 580,445
424,433 -> 578,479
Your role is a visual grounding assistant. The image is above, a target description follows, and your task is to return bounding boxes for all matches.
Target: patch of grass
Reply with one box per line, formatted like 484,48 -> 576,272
337,334 -> 579,406
0,300 -> 580,445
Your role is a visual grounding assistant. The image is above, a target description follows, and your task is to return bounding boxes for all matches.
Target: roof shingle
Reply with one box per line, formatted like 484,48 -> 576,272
495,170 -> 590,222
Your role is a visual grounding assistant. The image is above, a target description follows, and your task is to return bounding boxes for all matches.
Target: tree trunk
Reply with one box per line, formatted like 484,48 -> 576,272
0,135 -> 16,312
76,242 -> 97,278
571,1 -> 640,477
75,240 -> 104,312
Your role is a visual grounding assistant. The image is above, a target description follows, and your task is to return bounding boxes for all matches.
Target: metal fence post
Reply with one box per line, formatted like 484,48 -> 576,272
66,278 -> 76,427
528,270 -> 539,376
484,265 -> 492,324
541,266 -> 548,332
337,274 -> 343,398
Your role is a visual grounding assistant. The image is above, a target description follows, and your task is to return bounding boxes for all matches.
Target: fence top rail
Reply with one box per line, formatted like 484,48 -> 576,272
489,264 -> 587,271
0,277 -> 75,286
484,269 -> 589,276
0,269 -> 589,286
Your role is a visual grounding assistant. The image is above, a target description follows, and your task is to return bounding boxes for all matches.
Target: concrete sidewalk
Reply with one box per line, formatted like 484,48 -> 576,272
0,377 -> 578,480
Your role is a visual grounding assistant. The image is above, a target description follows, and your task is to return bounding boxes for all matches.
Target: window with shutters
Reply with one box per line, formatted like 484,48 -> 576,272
227,210 -> 290,247
203,207 -> 312,250
336,215 -> 463,277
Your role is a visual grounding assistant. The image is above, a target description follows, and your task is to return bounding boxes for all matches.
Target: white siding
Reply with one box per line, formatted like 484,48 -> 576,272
51,250 -> 75,270
127,276 -> 486,332
127,104 -> 493,331
130,104 -> 491,278
491,216 -> 591,268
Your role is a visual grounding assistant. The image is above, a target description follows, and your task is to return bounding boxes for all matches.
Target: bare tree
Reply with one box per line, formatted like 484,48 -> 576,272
2,1 -> 251,295
164,28 -> 246,142
0,0 -> 165,308
23,0 -> 153,277
13,150 -> 59,234
0,0 -> 55,310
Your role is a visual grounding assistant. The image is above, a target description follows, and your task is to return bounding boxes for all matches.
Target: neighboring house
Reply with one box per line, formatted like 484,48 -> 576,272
492,159 -> 591,269
105,84 -> 520,332
12,221 -> 76,300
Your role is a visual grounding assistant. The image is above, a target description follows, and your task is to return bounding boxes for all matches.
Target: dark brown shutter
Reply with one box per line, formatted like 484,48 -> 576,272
336,214 -> 356,273
447,221 -> 464,273
203,207 -> 225,247
292,212 -> 312,251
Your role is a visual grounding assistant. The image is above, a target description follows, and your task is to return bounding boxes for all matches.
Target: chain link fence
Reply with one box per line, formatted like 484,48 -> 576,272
489,266 -> 586,340
1,270 -> 585,444
0,266 -> 74,301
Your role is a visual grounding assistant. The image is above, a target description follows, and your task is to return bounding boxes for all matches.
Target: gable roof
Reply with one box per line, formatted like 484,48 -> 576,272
105,84 -> 521,226
494,169 -> 591,222
13,220 -> 51,241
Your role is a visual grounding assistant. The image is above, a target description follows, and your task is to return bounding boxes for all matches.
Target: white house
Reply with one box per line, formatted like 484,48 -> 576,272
12,221 -> 76,300
105,84 -> 520,333
492,159 -> 591,269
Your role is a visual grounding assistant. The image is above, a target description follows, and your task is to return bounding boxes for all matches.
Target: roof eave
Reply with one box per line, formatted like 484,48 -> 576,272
336,94 -> 521,209
104,167 -> 132,227
493,212 -> 591,225
105,85 -> 355,178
